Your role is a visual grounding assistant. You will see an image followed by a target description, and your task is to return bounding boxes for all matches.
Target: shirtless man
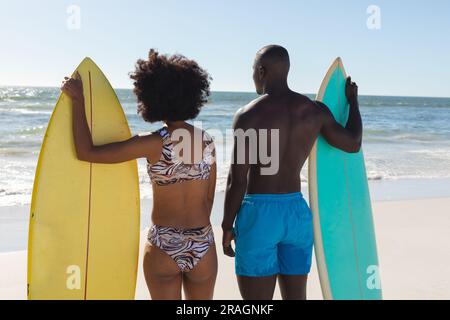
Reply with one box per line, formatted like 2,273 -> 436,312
222,45 -> 362,300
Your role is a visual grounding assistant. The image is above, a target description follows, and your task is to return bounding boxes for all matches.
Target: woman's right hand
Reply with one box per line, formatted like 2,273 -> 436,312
222,229 -> 235,257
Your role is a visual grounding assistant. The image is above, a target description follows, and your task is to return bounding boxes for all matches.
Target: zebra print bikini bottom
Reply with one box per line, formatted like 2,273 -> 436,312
148,224 -> 215,272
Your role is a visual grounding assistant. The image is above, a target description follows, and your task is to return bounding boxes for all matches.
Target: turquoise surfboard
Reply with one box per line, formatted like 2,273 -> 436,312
308,58 -> 382,300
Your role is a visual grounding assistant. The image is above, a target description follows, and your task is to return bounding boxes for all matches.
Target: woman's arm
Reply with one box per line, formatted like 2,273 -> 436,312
61,73 -> 159,164
72,133 -> 158,164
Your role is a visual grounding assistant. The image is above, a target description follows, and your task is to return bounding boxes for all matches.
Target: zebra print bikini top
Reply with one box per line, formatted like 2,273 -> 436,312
147,127 -> 215,186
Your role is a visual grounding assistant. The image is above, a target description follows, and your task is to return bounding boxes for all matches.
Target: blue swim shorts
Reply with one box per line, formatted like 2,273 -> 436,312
234,192 -> 313,277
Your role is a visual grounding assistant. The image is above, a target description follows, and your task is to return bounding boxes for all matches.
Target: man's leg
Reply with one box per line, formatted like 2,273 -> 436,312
277,194 -> 313,300
233,195 -> 282,300
237,275 -> 277,300
278,274 -> 307,300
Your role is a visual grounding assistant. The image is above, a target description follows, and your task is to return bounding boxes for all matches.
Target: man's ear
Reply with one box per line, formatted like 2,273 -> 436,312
258,66 -> 266,79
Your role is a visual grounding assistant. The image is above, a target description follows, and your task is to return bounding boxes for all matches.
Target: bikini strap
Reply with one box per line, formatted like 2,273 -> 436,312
202,130 -> 215,165
153,127 -> 171,144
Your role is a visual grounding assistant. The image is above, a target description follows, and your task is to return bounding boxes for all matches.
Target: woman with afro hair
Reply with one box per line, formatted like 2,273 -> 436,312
61,49 -> 217,300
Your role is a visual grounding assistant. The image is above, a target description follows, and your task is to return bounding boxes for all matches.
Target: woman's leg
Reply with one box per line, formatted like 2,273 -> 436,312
143,243 -> 182,300
182,244 -> 218,300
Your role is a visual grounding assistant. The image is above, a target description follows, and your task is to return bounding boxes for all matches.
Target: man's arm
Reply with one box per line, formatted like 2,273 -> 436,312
222,109 -> 251,257
207,161 -> 217,215
319,77 -> 362,153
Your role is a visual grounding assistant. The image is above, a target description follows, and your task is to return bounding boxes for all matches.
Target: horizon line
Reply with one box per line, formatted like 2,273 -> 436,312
1,84 -> 450,100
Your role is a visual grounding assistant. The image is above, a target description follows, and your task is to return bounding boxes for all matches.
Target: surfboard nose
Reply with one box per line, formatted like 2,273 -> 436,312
80,57 -> 94,64
75,57 -> 100,74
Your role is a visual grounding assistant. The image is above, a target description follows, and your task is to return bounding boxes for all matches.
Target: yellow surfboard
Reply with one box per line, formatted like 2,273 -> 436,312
27,58 -> 140,300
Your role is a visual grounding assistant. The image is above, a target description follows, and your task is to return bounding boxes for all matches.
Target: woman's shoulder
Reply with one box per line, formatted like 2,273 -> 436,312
152,126 -> 170,139
137,129 -> 166,141
198,128 -> 215,163
202,129 -> 213,140
136,131 -> 165,162
192,127 -> 215,149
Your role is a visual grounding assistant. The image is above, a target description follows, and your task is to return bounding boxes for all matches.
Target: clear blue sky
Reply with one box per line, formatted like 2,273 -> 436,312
1,0 -> 449,97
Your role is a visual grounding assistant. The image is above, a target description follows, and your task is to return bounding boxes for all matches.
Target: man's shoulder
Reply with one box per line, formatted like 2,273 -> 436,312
290,91 -> 316,107
285,92 -> 324,116
233,96 -> 266,124
312,100 -> 332,117
243,95 -> 268,112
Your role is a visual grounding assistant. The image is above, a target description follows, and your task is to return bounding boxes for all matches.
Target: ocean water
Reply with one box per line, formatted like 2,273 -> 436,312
1,86 -> 450,206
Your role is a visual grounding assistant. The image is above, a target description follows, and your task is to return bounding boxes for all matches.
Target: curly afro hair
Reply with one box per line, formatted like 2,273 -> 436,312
130,49 -> 211,123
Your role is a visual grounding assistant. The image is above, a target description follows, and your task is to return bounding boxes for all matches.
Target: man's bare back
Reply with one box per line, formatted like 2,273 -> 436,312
237,91 -> 324,194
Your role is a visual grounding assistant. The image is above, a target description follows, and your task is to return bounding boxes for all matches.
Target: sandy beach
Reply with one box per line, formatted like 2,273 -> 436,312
1,196 -> 449,300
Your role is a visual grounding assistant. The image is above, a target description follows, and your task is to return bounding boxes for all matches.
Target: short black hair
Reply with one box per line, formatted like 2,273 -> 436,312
257,45 -> 290,66
130,49 -> 211,123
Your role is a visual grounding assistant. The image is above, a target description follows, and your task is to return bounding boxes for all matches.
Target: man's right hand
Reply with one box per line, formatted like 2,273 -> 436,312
222,229 -> 236,257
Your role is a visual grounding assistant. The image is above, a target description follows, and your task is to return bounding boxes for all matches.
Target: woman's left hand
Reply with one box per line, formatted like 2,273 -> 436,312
61,72 -> 84,103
